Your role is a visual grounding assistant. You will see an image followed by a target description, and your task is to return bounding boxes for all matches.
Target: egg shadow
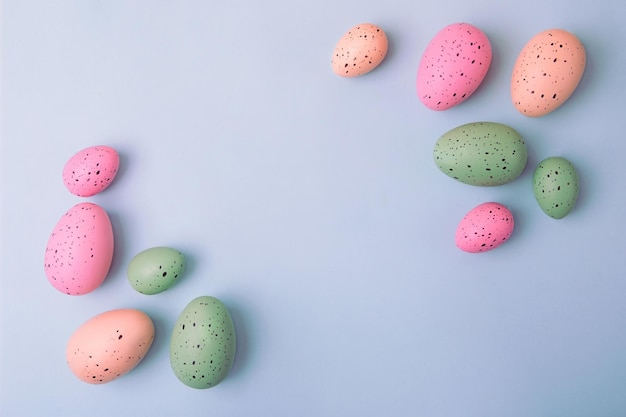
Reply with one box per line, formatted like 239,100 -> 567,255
563,27 -> 602,111
101,209 -> 127,289
380,29 -> 397,71
100,307 -> 175,389
467,27 -> 506,105
219,294 -> 256,382
570,158 -> 591,215
176,248 -> 201,291
104,147 -> 130,195
135,307 -> 174,372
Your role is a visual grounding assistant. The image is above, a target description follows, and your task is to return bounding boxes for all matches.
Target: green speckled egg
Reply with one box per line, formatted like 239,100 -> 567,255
433,122 -> 528,186
170,296 -> 236,389
533,156 -> 579,219
127,247 -> 185,295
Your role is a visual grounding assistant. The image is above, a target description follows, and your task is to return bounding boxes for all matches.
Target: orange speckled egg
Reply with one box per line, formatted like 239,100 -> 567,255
511,29 -> 586,117
66,309 -> 155,384
331,23 -> 388,77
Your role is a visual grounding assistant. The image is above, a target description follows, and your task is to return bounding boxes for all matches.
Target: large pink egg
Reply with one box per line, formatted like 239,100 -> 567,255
62,145 -> 119,197
66,309 -> 155,384
417,23 -> 492,110
455,202 -> 514,253
44,202 -> 114,295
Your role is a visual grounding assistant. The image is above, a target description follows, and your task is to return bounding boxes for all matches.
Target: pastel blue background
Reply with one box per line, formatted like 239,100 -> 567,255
2,1 -> 625,416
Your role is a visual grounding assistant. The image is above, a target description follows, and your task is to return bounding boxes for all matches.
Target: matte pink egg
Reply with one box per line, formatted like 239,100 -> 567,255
511,29 -> 586,117
417,23 -> 492,110
455,202 -> 514,253
63,145 -> 119,197
44,202 -> 114,295
66,309 -> 155,384
332,23 -> 388,77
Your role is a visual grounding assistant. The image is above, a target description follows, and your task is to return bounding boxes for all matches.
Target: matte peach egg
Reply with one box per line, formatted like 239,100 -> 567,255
511,29 -> 586,117
66,309 -> 155,384
331,23 -> 388,77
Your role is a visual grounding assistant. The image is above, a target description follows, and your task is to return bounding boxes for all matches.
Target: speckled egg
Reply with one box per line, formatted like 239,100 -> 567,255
44,202 -> 114,295
170,296 -> 236,389
331,23 -> 388,77
511,29 -> 586,117
456,202 -> 515,253
533,156 -> 579,219
127,247 -> 186,295
417,22 -> 492,110
66,309 -> 155,384
433,122 -> 528,186
62,145 -> 120,197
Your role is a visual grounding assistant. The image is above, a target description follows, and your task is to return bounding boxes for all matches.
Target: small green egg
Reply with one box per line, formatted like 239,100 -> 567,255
433,122 -> 528,186
533,156 -> 579,219
169,296 -> 236,389
127,247 -> 185,295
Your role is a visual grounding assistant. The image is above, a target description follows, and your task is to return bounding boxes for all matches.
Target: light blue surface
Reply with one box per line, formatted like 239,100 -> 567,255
2,1 -> 626,416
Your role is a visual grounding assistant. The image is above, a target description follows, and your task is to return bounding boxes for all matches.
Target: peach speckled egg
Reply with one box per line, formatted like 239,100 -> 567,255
417,22 -> 492,110
455,202 -> 514,253
66,309 -> 155,384
44,202 -> 114,295
331,23 -> 388,77
511,29 -> 586,117
63,145 -> 119,197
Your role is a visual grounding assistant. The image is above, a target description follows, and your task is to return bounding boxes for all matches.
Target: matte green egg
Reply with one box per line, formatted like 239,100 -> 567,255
127,247 -> 185,295
433,122 -> 528,186
169,296 -> 236,389
533,156 -> 579,219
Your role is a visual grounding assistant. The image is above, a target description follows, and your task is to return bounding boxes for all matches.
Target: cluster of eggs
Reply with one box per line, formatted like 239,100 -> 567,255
332,22 -> 584,252
44,145 -> 236,388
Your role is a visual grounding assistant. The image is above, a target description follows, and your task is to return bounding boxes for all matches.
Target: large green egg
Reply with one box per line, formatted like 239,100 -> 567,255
127,247 -> 185,295
169,296 -> 236,389
433,122 -> 528,186
533,156 -> 579,219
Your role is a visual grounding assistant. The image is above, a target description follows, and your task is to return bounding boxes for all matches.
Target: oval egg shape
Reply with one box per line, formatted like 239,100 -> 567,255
63,145 -> 120,197
456,202 -> 515,253
66,308 -> 155,384
44,202 -> 114,295
170,296 -> 236,389
433,122 -> 528,186
127,246 -> 186,295
511,29 -> 586,117
533,156 -> 579,219
417,22 -> 492,110
331,23 -> 388,77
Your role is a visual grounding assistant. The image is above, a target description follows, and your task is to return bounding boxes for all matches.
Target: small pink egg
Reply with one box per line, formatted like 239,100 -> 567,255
331,23 -> 388,77
66,309 -> 155,384
417,22 -> 492,110
62,145 -> 119,197
44,202 -> 114,295
455,202 -> 514,253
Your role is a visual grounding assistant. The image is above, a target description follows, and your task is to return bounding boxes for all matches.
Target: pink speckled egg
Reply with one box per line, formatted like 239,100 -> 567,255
44,202 -> 114,295
511,29 -> 586,117
331,23 -> 388,77
66,309 -> 155,384
417,23 -> 492,110
63,145 -> 119,197
455,202 -> 514,253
